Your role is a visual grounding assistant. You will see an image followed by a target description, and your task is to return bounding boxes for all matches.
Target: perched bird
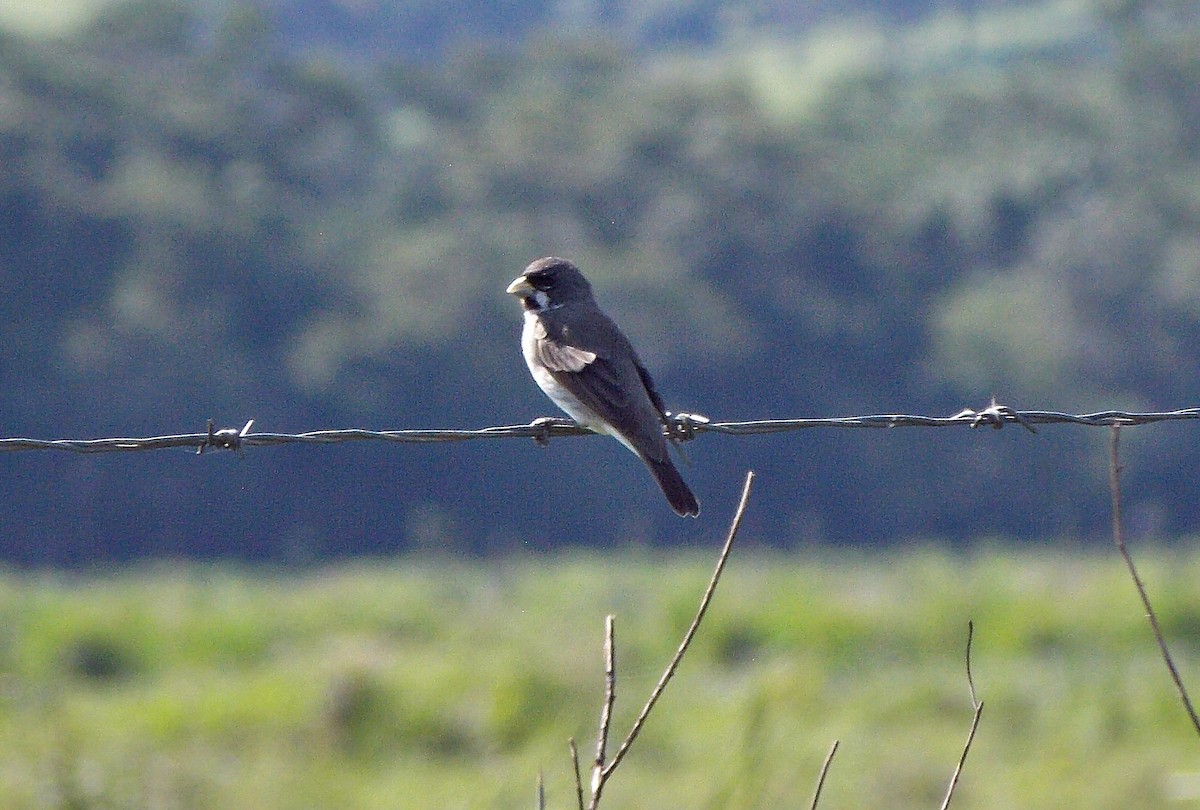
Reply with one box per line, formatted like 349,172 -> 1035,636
506,257 -> 700,517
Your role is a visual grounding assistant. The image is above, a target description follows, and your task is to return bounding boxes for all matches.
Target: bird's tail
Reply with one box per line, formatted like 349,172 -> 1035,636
644,456 -> 700,517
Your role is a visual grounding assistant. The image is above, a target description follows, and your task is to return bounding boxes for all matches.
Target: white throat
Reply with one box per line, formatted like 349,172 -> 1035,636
532,290 -> 560,311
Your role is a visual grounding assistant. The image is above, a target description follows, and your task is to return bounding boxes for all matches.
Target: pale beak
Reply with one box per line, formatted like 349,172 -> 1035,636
506,276 -> 534,296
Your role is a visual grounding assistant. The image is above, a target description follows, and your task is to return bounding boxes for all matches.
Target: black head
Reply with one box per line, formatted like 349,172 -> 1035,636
506,256 -> 595,308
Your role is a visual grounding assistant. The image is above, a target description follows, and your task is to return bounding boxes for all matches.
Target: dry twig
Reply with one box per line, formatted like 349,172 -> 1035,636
581,470 -> 754,808
808,740 -> 840,810
591,615 -> 617,798
568,738 -> 583,810
1108,426 -> 1200,736
940,620 -> 984,810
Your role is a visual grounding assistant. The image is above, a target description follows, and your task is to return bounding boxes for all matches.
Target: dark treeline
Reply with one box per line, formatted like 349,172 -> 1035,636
2,0 -> 1199,564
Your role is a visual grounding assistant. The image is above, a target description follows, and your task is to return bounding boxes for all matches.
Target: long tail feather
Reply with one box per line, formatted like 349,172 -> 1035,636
644,456 -> 700,517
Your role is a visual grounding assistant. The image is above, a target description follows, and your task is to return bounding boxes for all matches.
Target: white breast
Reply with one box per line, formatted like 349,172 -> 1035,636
521,312 -> 609,435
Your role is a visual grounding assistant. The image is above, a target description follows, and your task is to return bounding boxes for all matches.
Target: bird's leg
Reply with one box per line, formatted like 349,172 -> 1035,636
663,412 -> 709,466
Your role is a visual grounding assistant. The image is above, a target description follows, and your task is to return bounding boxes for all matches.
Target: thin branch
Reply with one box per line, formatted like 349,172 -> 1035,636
590,470 -> 754,805
808,740 -> 840,810
964,620 -> 979,709
568,738 -> 584,810
536,769 -> 545,810
1109,426 -> 1200,736
939,621 -> 984,810
590,615 -> 617,801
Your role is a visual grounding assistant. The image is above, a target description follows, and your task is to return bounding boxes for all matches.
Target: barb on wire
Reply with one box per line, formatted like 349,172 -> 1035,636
949,396 -> 1037,433
2,403 -> 1199,455
197,419 -> 255,455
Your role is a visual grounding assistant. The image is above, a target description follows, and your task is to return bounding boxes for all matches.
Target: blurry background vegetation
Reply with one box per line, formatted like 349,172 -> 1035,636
1,0 -> 1200,561
2,4 -> 1200,808
0,549 -> 1197,809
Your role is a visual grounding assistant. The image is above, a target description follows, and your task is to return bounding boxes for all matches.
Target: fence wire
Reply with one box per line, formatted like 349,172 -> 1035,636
2,404 -> 1199,455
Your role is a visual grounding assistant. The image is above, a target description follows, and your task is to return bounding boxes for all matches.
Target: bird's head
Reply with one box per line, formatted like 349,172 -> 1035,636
506,257 -> 593,312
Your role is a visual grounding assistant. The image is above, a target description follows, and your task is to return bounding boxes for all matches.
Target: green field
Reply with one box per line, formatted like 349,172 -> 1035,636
0,546 -> 1197,809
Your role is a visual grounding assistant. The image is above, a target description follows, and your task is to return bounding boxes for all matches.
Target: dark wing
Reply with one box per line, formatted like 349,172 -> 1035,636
633,358 -> 669,417
533,309 -> 671,462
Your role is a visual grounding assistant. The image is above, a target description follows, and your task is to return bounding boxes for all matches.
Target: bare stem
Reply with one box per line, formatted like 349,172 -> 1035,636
1108,426 -> 1200,736
939,621 -> 984,810
808,740 -> 840,810
590,615 -> 617,801
569,738 -> 583,810
604,471 -> 754,780
587,470 -> 755,807
964,620 -> 979,709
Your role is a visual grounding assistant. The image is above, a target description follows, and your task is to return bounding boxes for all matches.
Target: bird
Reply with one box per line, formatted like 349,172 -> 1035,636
506,256 -> 699,517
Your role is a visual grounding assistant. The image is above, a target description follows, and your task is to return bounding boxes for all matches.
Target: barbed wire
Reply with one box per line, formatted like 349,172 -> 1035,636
2,402 -> 1199,456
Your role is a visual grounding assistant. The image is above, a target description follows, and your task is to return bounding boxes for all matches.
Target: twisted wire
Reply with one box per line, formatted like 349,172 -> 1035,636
2,405 -> 1197,455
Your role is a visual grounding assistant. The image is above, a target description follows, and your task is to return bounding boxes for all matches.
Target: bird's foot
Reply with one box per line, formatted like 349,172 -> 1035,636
665,411 -> 709,443
528,416 -> 577,448
664,412 -> 709,467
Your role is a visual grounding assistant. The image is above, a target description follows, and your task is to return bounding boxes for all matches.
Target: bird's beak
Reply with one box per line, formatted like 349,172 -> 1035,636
506,275 -> 534,296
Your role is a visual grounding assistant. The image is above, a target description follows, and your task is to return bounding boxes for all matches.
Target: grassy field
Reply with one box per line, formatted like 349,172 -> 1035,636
0,545 -> 1197,809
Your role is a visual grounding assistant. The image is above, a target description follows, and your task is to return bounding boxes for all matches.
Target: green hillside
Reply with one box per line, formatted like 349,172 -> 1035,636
4,0 -> 1200,557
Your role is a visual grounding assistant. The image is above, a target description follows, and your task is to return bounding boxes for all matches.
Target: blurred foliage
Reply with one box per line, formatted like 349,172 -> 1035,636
0,550 -> 1197,807
2,0 -> 1200,559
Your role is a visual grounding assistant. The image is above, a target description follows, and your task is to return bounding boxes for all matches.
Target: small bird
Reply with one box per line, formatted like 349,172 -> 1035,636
506,257 -> 700,517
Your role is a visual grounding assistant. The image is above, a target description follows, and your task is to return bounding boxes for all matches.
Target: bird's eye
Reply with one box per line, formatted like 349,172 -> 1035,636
529,272 -> 554,291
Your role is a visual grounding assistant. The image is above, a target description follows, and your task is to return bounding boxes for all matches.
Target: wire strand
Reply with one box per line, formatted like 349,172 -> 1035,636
2,405 -> 1198,455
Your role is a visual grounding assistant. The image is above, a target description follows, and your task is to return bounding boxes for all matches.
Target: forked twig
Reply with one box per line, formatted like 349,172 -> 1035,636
583,470 -> 755,809
1108,426 -> 1200,735
808,739 -> 840,810
939,620 -> 984,810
